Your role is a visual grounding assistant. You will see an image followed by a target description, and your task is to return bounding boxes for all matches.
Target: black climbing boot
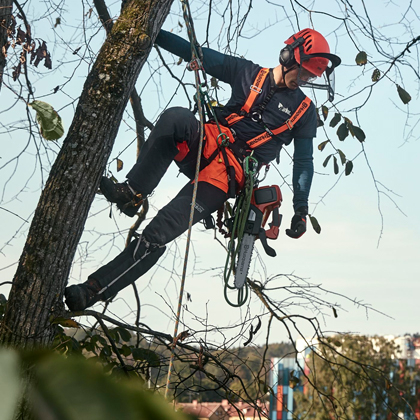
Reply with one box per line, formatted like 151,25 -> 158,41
100,177 -> 143,217
65,278 -> 103,311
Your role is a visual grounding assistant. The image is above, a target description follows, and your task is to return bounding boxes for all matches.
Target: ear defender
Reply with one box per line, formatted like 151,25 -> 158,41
279,36 -> 305,68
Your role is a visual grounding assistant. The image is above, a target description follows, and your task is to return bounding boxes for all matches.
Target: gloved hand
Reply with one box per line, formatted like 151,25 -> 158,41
286,207 -> 307,239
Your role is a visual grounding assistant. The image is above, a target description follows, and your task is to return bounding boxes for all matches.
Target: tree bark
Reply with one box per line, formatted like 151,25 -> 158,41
0,0 -> 174,349
0,0 -> 13,93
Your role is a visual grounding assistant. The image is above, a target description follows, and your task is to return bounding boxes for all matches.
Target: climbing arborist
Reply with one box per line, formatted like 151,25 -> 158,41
65,28 -> 341,311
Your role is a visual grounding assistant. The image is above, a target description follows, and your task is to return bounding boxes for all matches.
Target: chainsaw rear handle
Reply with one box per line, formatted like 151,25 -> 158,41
251,185 -> 282,240
266,206 -> 282,239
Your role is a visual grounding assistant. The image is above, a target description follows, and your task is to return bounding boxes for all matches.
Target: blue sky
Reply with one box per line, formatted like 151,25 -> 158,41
0,0 -> 419,345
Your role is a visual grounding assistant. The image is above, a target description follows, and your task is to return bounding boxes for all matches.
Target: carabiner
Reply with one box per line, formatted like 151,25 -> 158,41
243,153 -> 258,177
217,132 -> 230,147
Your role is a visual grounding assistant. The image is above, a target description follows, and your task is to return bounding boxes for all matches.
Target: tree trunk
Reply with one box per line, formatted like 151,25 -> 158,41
0,0 -> 174,349
0,0 -> 13,93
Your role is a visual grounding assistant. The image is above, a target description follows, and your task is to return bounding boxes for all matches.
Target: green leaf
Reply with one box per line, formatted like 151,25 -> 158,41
70,337 -> 81,352
131,348 -> 160,367
329,113 -> 341,128
345,118 -> 354,137
83,342 -> 95,353
333,155 -> 339,174
352,126 -> 366,142
322,154 -> 333,168
115,327 -> 132,342
372,68 -> 381,82
0,350 -> 21,420
397,85 -> 411,104
321,105 -> 328,121
32,354 -> 190,420
100,346 -> 112,358
91,335 -> 107,347
103,361 -> 117,373
316,110 -> 324,127
355,51 -> 367,66
29,100 -> 65,140
108,329 -> 120,343
309,215 -> 321,234
336,123 -> 349,141
337,149 -> 346,165
318,140 -> 330,151
120,345 -> 132,357
345,160 -> 353,176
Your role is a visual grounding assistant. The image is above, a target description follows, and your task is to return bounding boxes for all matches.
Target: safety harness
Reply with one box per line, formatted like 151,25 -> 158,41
224,68 -> 312,149
198,67 -> 313,223
199,67 -> 312,201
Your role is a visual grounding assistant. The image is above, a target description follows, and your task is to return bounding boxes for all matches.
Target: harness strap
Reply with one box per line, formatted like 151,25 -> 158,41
246,96 -> 312,149
242,68 -> 270,114
224,68 -> 312,150
225,68 -> 270,125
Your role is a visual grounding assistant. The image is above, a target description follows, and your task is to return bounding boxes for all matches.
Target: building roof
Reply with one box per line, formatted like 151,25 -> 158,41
177,401 -> 229,420
177,400 -> 269,420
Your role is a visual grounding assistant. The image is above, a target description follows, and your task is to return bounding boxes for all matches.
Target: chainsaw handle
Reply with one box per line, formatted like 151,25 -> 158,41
265,206 -> 282,240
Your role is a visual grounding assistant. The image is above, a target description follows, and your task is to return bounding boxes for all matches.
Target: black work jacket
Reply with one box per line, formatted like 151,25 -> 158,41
155,30 -> 317,164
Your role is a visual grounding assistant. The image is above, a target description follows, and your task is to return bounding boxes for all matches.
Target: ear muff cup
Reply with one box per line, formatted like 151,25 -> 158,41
279,45 -> 296,68
279,36 -> 305,68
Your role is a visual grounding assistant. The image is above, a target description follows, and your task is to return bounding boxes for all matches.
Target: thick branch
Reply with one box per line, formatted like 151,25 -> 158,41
93,0 -> 154,147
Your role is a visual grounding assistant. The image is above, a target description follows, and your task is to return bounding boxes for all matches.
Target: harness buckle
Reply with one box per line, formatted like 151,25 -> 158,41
285,119 -> 294,130
250,84 -> 262,94
265,126 -> 274,136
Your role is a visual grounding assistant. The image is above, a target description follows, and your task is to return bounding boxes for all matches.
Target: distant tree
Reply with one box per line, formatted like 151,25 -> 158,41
294,335 -> 419,420
168,342 -> 295,403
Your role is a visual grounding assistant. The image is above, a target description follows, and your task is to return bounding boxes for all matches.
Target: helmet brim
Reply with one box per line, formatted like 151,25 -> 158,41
300,51 -> 341,74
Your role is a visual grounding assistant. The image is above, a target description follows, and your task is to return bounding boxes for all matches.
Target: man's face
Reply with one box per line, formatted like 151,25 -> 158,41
284,65 -> 317,90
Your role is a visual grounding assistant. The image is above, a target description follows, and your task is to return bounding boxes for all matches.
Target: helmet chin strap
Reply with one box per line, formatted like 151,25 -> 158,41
278,64 -> 297,86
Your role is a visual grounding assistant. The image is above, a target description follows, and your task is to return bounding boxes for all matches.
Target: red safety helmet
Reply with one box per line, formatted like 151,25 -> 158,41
280,28 -> 341,101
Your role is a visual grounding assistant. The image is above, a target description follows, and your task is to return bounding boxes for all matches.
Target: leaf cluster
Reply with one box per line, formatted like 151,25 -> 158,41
53,324 -> 160,381
6,14 -> 52,82
317,108 -> 366,177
